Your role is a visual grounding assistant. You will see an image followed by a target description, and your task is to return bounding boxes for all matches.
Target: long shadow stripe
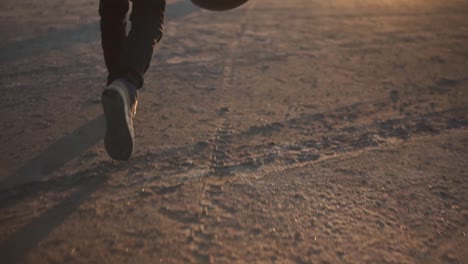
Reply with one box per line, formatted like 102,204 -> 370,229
0,176 -> 105,264
0,115 -> 105,191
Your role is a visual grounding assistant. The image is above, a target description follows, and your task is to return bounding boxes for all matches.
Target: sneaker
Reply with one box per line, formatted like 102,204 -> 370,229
101,78 -> 138,161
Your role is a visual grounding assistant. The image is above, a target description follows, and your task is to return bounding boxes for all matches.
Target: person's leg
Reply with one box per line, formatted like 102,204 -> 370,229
99,0 -> 130,85
99,0 -> 134,161
100,0 -> 165,161
120,0 -> 166,88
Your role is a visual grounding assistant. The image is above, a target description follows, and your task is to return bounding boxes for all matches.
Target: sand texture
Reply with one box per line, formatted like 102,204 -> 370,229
0,0 -> 467,263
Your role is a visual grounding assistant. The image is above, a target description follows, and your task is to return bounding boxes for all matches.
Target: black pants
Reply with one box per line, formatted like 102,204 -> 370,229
99,0 -> 166,88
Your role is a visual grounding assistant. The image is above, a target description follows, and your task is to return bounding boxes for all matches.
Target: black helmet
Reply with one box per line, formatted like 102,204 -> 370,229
191,0 -> 249,11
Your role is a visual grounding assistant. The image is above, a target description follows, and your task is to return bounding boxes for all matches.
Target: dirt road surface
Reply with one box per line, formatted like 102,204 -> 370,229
1,0 -> 467,263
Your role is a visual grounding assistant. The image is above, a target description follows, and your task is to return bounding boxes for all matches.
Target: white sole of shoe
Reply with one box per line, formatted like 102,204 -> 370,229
101,85 -> 134,161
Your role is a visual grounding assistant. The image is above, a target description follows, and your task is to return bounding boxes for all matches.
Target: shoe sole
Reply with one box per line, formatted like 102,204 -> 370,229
101,88 -> 134,161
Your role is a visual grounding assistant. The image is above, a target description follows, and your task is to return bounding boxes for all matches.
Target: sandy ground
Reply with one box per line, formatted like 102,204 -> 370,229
1,0 -> 468,263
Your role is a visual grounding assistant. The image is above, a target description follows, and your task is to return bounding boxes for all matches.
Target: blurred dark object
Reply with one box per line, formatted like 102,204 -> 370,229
191,0 -> 249,11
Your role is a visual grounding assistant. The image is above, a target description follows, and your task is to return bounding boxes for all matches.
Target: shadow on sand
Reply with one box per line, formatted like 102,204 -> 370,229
0,115 -> 107,262
0,115 -> 105,191
0,176 -> 106,264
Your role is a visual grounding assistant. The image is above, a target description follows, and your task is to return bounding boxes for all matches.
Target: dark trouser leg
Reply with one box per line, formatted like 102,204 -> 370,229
99,0 -> 129,85
120,0 -> 165,89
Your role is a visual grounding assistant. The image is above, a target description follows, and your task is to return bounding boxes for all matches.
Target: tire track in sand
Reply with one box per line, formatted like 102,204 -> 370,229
191,3 -> 256,262
208,4 -> 255,176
